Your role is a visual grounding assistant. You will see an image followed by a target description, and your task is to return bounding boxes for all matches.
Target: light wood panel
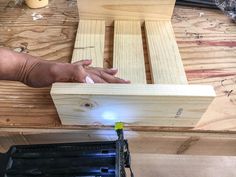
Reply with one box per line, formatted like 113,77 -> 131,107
113,21 -> 146,83
2,128 -> 236,177
145,20 -> 188,84
51,83 -> 215,126
78,0 -> 176,26
132,154 -> 236,177
1,128 -> 236,156
71,20 -> 105,66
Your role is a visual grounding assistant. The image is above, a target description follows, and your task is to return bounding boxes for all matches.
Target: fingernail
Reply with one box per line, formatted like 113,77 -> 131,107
111,68 -> 118,71
125,79 -> 130,82
85,76 -> 95,84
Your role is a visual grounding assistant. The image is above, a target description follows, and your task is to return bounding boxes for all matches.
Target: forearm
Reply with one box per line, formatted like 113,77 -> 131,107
0,48 -> 64,87
0,48 -> 24,81
0,48 -> 129,88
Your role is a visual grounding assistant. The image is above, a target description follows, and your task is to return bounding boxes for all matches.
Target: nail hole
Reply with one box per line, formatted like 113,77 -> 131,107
85,103 -> 92,107
82,102 -> 94,109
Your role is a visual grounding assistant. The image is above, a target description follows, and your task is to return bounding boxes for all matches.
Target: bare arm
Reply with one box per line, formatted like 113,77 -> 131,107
0,48 -> 130,88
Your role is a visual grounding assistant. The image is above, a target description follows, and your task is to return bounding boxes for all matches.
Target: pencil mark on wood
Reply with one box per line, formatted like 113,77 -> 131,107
177,136 -> 199,154
175,108 -> 184,118
74,46 -> 95,50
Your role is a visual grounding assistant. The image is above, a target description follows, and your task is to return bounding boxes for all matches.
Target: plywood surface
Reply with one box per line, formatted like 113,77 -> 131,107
0,0 -> 235,130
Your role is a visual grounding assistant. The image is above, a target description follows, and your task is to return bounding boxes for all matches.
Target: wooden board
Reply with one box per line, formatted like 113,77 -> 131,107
1,128 -> 236,177
1,128 -> 236,156
78,0 -> 176,25
51,18 -> 215,127
51,84 -> 215,126
132,154 -> 236,177
71,20 -> 105,66
113,20 -> 146,83
145,21 -> 188,84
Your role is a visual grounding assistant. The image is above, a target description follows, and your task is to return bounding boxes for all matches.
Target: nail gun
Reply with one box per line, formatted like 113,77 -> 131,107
0,123 -> 133,177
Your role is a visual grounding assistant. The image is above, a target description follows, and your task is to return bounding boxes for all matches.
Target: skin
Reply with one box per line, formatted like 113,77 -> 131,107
0,48 -> 130,87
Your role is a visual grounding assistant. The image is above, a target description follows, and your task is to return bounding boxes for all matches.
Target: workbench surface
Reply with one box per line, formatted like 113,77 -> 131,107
0,0 -> 236,131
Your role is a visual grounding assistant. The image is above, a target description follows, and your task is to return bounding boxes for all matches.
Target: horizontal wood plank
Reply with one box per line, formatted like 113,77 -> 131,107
132,154 -> 236,177
1,128 -> 236,156
51,84 -> 215,126
78,0 -> 176,25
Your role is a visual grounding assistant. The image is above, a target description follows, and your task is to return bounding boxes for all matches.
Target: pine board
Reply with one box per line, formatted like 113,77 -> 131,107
145,21 -> 188,84
1,128 -> 236,156
51,19 -> 215,127
132,154 -> 236,177
51,84 -> 215,126
113,20 -> 146,83
71,20 -> 105,66
78,0 -> 176,26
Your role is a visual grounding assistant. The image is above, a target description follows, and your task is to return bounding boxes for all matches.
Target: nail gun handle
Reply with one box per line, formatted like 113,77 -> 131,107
0,153 -> 9,176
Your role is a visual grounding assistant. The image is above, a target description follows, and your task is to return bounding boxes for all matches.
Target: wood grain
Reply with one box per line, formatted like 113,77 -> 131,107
71,20 -> 105,66
113,20 -> 146,83
0,0 -> 235,130
145,20 -> 188,84
0,0 -> 79,26
78,0 -> 176,25
1,128 -> 236,155
172,7 -> 236,130
132,154 -> 236,177
51,83 -> 215,126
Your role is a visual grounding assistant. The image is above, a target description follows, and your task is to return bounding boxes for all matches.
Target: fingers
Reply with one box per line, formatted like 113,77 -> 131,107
86,68 -> 130,84
87,67 -> 118,76
104,68 -> 118,75
73,59 -> 92,67
89,74 -> 107,83
72,60 -> 130,84
100,71 -> 130,84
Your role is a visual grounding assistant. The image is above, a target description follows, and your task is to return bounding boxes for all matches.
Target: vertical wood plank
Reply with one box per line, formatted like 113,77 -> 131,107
145,21 -> 188,84
72,20 -> 105,67
113,20 -> 146,83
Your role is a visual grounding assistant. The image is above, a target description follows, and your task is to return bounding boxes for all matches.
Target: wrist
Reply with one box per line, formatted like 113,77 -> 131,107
50,62 -> 75,83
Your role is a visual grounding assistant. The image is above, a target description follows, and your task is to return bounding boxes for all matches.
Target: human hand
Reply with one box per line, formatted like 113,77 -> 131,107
71,60 -> 129,84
